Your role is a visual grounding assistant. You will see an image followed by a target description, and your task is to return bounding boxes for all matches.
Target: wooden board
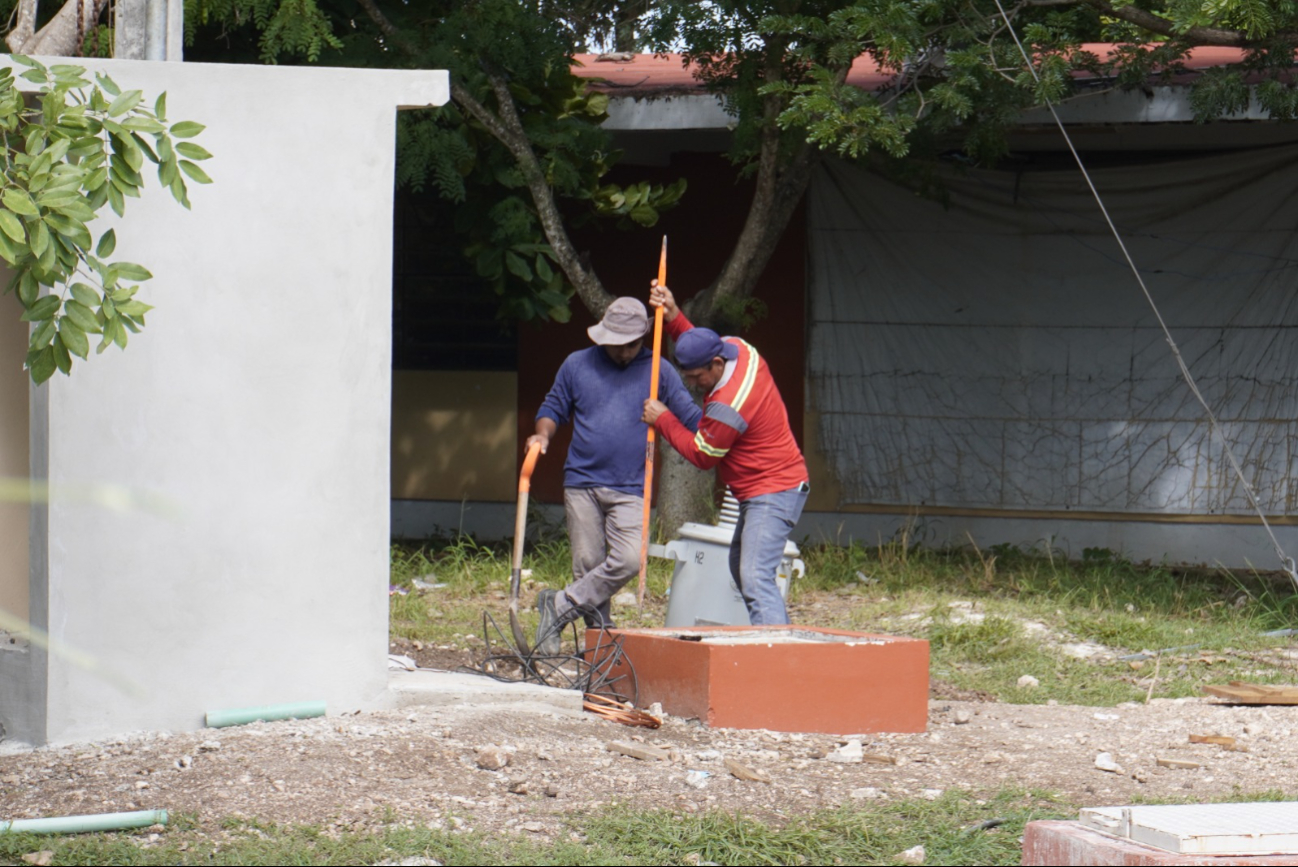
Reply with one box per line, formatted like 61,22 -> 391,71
1202,681 -> 1298,705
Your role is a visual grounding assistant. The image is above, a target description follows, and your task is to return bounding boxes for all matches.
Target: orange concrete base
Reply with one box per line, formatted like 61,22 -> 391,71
588,625 -> 929,734
1023,821 -> 1298,865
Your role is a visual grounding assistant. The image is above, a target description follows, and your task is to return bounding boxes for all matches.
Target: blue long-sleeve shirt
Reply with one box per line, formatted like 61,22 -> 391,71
536,346 -> 702,493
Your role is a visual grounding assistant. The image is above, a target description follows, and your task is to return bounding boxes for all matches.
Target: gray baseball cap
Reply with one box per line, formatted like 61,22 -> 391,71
587,297 -> 649,346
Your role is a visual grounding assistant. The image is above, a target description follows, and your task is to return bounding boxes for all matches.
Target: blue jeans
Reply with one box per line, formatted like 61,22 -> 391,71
729,483 -> 809,625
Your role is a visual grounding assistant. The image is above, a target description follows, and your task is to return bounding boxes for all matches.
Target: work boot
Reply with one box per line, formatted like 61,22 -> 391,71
534,588 -> 564,656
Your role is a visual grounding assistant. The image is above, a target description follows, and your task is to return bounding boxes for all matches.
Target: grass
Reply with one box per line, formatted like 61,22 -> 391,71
388,527 -> 1298,704
387,535 -> 677,649
0,789 -> 1070,866
789,530 -> 1298,705
5,789 -> 1295,866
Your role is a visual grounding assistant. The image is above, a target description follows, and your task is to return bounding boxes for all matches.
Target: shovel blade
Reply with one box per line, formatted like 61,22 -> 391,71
509,568 -> 531,655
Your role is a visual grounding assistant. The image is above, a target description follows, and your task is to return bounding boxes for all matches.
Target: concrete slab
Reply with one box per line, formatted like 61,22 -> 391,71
1023,820 -> 1298,865
380,670 -> 584,717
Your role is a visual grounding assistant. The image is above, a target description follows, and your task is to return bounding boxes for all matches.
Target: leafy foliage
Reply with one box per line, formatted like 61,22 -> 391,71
186,0 -> 686,323
0,55 -> 212,384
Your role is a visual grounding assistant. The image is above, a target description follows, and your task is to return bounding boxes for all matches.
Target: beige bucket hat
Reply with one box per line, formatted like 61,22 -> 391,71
587,297 -> 649,346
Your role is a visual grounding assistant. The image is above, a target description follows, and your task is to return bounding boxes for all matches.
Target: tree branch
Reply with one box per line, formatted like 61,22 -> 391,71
7,0 -> 107,55
356,0 -> 611,317
695,50 -> 827,322
6,0 -> 35,53
353,0 -> 421,57
1080,0 -> 1264,47
483,75 -> 611,316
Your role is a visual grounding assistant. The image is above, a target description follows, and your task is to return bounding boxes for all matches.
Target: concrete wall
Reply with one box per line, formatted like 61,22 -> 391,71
7,58 -> 447,746
0,287 -> 27,624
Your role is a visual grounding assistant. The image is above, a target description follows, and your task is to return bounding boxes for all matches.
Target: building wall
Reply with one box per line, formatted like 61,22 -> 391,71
8,59 -> 447,746
391,370 -> 516,503
0,288 -> 27,625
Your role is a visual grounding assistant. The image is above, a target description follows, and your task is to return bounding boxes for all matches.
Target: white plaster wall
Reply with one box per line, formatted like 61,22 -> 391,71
28,58 -> 447,744
0,285 -> 27,624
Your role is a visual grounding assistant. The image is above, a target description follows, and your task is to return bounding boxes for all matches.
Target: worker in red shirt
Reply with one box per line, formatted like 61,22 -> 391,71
641,283 -> 809,625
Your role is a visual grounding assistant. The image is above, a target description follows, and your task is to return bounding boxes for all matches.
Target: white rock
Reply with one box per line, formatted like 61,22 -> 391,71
1017,675 -> 1040,689
920,788 -> 943,801
684,770 -> 710,789
827,740 -> 864,763
849,787 -> 884,800
897,844 -> 926,865
476,745 -> 510,771
1094,752 -> 1124,773
613,591 -> 638,607
952,709 -> 973,725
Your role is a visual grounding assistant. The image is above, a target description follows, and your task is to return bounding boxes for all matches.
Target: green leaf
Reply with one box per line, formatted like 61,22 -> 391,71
0,210 -> 24,244
29,220 -> 49,258
94,72 -> 121,96
21,295 -> 60,321
27,346 -> 55,384
31,318 -> 55,348
107,89 -> 144,118
2,188 -> 39,216
64,299 -> 99,332
117,299 -> 153,316
96,228 -> 116,258
111,262 -> 153,282
535,255 -> 554,284
59,319 -> 89,359
168,176 -> 190,209
154,92 -> 167,121
98,316 -> 118,353
628,204 -> 659,227
504,251 -> 533,282
69,283 -> 98,308
44,213 -> 91,248
178,160 -> 212,184
175,142 -> 213,161
107,182 -> 125,217
159,158 -> 179,186
111,134 -> 144,173
120,116 -> 166,134
18,274 -> 38,306
0,231 -> 20,266
11,55 -> 41,69
169,121 -> 206,139
52,334 -> 71,374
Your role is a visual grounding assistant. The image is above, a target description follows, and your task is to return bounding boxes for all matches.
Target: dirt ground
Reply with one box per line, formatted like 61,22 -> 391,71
3,646 -> 1296,840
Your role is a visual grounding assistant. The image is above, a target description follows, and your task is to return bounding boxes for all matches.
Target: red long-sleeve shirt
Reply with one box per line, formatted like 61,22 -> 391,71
654,312 -> 807,501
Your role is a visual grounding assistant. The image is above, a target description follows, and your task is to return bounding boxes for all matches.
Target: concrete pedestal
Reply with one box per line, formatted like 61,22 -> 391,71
1023,821 -> 1298,865
587,625 -> 928,733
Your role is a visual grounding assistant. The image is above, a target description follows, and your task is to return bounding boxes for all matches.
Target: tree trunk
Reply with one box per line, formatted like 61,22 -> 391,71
656,447 -> 716,539
7,0 -> 110,55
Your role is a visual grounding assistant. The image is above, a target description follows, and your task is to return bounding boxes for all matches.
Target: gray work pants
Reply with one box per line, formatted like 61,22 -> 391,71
556,486 -> 642,628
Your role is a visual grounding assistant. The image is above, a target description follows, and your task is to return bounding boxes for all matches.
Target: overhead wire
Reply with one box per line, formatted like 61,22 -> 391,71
989,0 -> 1298,587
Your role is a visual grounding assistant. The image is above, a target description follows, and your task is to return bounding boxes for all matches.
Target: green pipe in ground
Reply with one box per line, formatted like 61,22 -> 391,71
205,700 -> 326,728
0,809 -> 167,835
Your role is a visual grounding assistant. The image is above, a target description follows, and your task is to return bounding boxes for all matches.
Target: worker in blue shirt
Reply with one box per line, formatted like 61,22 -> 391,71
527,297 -> 702,653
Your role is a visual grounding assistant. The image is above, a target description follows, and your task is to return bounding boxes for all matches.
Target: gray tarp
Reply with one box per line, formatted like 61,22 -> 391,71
808,146 -> 1298,515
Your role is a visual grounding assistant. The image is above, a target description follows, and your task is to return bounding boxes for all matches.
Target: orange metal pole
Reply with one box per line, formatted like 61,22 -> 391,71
638,237 -> 667,605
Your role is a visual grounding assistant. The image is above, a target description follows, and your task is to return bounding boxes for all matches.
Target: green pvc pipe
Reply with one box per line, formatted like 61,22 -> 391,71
0,809 -> 167,835
205,700 -> 326,729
